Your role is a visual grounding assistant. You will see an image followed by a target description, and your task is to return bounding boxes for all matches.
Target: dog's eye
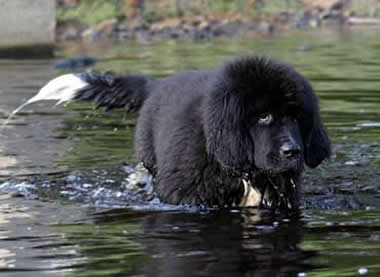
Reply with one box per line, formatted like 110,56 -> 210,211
258,113 -> 273,125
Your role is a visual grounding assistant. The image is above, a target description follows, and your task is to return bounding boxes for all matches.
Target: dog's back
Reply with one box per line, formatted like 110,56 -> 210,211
135,70 -> 216,175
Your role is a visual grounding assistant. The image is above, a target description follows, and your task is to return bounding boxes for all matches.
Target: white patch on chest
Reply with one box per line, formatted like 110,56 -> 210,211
239,180 -> 262,207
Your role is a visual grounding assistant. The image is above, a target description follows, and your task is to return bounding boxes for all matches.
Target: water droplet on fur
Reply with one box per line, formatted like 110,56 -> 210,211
291,178 -> 296,189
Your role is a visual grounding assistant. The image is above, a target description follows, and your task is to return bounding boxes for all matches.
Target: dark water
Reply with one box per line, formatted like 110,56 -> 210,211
1,27 -> 380,276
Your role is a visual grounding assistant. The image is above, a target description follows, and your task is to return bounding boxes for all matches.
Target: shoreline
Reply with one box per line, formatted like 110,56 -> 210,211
56,1 -> 380,45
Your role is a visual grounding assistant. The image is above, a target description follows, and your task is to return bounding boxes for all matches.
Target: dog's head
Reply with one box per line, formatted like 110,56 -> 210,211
204,56 -> 331,209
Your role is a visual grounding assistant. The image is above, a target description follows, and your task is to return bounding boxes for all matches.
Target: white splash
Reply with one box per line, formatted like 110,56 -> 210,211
1,74 -> 87,129
358,267 -> 368,275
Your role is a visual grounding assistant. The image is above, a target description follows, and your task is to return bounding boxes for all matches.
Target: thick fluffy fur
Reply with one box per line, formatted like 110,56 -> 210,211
35,56 -> 331,210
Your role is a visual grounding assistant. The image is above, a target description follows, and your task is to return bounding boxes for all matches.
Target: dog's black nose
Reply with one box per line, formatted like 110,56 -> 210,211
280,143 -> 301,159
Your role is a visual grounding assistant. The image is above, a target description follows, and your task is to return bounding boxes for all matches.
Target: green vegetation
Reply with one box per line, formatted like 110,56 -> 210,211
56,0 -> 305,25
350,0 -> 380,17
57,0 -> 125,25
53,219 -> 146,277
57,0 -> 380,26
57,103 -> 138,168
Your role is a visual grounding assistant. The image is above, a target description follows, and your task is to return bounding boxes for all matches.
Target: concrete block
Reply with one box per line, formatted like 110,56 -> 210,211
0,0 -> 55,57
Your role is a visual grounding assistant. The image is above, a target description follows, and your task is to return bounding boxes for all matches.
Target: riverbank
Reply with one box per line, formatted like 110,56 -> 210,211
56,0 -> 380,44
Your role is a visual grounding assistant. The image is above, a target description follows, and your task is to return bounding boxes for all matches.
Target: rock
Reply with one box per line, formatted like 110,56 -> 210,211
59,26 -> 82,41
95,18 -> 118,37
223,23 -> 242,38
347,17 -> 380,25
169,30 -> 180,39
182,26 -> 197,41
54,56 -> 99,70
198,20 -> 211,31
301,0 -> 351,24
118,30 -> 132,40
322,16 -> 345,25
129,17 -> 149,31
257,22 -> 275,35
57,0 -> 80,8
56,4 -> 353,44
212,22 -> 226,37
190,16 -> 204,27
182,24 -> 195,35
135,30 -> 152,44
149,22 -> 163,33
117,22 -> 129,32
274,11 -> 293,25
81,28 -> 99,41
293,11 -> 316,29
56,21 -> 86,41
300,0 -> 349,11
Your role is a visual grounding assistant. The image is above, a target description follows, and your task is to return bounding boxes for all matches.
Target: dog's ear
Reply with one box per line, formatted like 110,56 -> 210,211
298,79 -> 331,168
204,89 -> 254,172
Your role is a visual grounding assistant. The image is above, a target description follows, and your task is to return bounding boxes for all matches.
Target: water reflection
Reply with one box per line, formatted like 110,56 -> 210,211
54,208 -> 318,277
2,197 -> 380,277
0,193 -> 88,275
137,209 -> 317,277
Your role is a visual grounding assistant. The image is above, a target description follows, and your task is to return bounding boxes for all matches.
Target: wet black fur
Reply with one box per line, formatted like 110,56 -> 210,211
73,56 -> 331,209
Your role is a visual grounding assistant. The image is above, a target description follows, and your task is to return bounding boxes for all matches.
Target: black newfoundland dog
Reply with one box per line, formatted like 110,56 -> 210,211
31,56 -> 331,210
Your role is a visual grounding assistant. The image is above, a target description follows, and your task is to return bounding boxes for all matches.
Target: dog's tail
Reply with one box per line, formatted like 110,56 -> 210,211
28,72 -> 153,111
